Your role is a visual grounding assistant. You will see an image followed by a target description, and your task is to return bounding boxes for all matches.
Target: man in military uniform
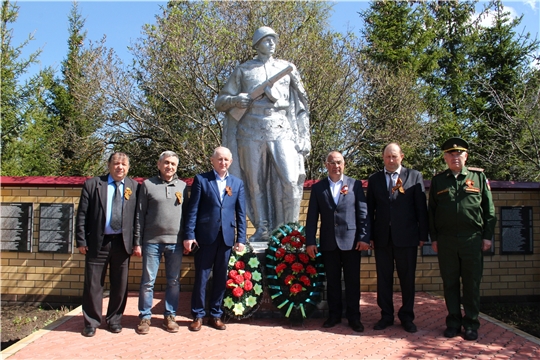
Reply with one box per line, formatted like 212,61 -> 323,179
428,137 -> 496,341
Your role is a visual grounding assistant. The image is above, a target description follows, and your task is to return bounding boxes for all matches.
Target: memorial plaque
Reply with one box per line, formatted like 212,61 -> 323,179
1,203 -> 33,252
38,203 -> 74,253
500,206 -> 533,255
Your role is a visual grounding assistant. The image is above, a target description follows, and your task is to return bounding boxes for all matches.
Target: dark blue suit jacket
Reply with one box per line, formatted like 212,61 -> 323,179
184,171 -> 246,246
305,175 -> 370,251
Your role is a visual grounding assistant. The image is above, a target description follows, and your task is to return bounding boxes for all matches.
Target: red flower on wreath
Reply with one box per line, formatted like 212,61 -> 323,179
281,236 -> 291,245
232,287 -> 244,298
284,275 -> 295,285
284,254 -> 296,263
244,279 -> 253,291
243,271 -> 252,280
275,263 -> 287,276
233,274 -> 244,285
298,253 -> 310,264
291,262 -> 304,274
290,240 -> 303,249
226,279 -> 235,288
234,261 -> 245,270
306,265 -> 317,276
299,275 -> 311,287
228,269 -> 238,279
275,248 -> 286,259
290,284 -> 303,295
290,230 -> 301,237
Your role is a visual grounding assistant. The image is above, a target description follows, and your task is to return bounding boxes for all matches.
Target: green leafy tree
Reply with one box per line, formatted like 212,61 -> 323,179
0,0 -> 42,175
102,0 -> 363,179
45,2 -> 108,176
469,0 -> 540,180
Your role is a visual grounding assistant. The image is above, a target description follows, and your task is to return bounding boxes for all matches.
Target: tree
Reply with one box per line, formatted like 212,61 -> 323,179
469,0 -> 540,180
0,0 -> 42,175
100,0 -> 364,179
45,1 -> 109,176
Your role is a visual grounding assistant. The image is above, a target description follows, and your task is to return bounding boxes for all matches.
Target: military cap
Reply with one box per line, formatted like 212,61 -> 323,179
441,137 -> 469,153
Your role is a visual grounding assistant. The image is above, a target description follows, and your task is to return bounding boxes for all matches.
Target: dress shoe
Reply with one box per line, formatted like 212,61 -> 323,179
108,324 -> 122,333
207,317 -> 226,330
322,317 -> 341,328
402,321 -> 417,333
443,327 -> 461,338
189,318 -> 203,332
349,320 -> 364,332
464,329 -> 478,341
373,319 -> 394,330
82,326 -> 96,337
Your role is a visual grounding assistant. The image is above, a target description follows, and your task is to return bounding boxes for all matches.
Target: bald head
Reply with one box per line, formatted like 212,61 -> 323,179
383,143 -> 404,172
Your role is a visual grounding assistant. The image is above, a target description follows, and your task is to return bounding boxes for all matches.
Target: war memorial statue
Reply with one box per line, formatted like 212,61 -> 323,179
215,26 -> 310,244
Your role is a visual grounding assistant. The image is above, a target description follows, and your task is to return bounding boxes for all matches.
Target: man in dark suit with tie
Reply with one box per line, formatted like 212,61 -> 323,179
76,152 -> 139,337
306,151 -> 370,332
366,143 -> 428,333
183,146 -> 247,331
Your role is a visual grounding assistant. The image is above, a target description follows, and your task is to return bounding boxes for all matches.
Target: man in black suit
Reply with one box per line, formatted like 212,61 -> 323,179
366,143 -> 428,333
306,151 -> 370,332
76,152 -> 139,337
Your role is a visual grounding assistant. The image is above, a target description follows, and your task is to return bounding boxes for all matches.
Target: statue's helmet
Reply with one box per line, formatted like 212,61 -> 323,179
252,26 -> 278,49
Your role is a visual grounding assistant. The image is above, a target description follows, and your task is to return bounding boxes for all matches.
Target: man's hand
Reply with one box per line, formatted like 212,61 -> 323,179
482,239 -> 492,252
183,239 -> 197,255
431,241 -> 438,253
306,245 -> 318,259
78,246 -> 88,255
132,245 -> 142,257
234,243 -> 245,253
419,241 -> 425,247
355,241 -> 371,251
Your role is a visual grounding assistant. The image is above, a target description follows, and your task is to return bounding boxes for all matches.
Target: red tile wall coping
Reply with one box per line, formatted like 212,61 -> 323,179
1,176 -> 539,190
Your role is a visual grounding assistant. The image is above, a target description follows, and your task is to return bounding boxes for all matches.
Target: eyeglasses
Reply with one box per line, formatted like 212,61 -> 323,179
326,161 -> 343,165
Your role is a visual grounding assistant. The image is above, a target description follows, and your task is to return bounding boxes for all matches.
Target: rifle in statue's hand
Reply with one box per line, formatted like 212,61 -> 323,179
228,65 -> 293,121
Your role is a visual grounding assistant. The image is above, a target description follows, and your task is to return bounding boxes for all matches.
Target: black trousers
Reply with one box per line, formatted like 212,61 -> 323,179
82,236 -> 130,328
375,236 -> 417,323
321,248 -> 361,322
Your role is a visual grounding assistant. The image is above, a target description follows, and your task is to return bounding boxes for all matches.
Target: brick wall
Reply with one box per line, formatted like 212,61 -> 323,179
1,177 -> 539,304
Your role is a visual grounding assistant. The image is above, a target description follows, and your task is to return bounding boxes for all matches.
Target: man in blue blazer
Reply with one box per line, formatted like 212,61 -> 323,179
366,143 -> 428,333
306,151 -> 370,332
183,147 -> 247,331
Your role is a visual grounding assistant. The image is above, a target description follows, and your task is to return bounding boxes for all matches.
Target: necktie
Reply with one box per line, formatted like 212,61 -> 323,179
110,181 -> 123,231
386,172 -> 397,199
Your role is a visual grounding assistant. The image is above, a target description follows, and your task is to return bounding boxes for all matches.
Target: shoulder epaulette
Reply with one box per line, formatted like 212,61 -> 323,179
467,167 -> 484,172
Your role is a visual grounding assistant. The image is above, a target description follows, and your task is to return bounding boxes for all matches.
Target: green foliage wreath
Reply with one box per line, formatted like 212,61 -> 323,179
265,222 -> 325,323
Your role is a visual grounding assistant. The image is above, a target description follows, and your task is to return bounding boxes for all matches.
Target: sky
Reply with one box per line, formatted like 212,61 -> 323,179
9,0 -> 540,82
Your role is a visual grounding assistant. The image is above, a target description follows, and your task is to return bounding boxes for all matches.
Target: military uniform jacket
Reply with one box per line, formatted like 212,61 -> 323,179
428,166 -> 496,242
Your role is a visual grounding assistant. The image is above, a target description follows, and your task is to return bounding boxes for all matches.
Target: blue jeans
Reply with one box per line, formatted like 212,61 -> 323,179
138,243 -> 183,319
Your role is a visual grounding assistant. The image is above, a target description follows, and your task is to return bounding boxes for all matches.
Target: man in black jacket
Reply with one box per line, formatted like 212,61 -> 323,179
76,152 -> 139,337
366,143 -> 428,333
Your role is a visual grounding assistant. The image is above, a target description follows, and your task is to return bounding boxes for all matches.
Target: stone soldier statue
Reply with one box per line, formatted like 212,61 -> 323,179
215,26 -> 310,242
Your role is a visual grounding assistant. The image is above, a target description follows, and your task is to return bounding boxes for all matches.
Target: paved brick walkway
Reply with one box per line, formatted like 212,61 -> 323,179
2,292 -> 539,359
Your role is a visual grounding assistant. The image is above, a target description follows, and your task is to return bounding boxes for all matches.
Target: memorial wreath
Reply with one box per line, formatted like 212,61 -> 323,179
265,222 -> 325,323
223,243 -> 264,320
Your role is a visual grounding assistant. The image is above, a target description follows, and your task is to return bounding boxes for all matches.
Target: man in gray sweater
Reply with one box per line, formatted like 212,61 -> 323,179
133,151 -> 188,334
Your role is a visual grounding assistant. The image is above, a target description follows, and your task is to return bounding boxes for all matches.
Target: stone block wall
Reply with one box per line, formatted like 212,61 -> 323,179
1,177 -> 539,304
